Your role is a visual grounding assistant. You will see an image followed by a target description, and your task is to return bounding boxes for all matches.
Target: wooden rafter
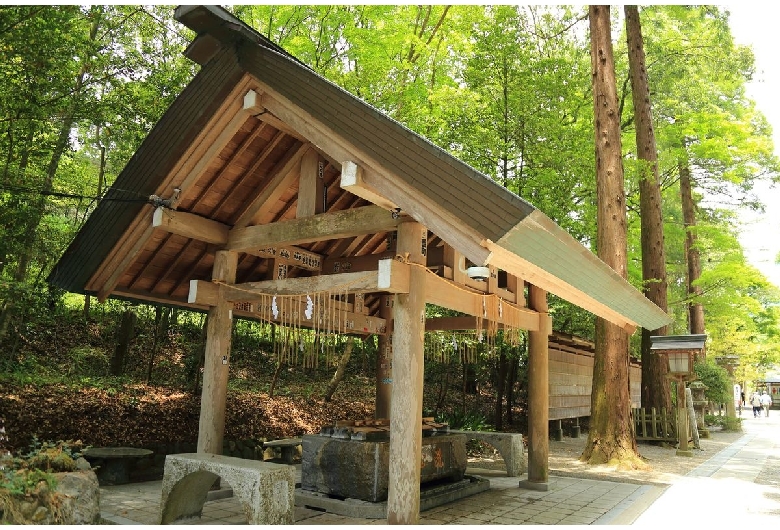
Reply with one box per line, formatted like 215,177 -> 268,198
185,121 -> 268,210
150,238 -> 197,294
231,140 -> 307,228
87,76 -> 257,300
167,247 -> 209,296
254,86 -> 493,267
128,233 -> 171,291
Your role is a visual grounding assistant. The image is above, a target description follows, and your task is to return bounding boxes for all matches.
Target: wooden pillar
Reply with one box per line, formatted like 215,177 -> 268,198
522,283 -> 551,490
197,250 -> 237,454
375,294 -> 393,420
387,222 -> 427,524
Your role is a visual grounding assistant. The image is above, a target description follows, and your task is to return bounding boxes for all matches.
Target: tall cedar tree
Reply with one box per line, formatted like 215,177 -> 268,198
581,5 -> 646,468
680,158 -> 705,336
625,6 -> 671,412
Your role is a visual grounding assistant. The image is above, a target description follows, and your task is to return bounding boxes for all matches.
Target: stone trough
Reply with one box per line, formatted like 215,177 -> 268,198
295,419 -> 490,518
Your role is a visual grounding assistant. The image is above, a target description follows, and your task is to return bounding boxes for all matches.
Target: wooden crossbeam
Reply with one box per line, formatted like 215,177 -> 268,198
188,258 -> 410,305
251,245 -> 322,272
321,252 -> 395,275
152,207 -> 229,244
226,205 -> 408,253
423,272 -> 540,331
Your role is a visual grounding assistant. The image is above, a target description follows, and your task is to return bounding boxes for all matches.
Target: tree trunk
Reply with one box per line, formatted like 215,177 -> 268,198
324,337 -> 355,402
191,315 -> 208,394
625,5 -> 671,414
268,361 -> 283,398
83,124 -> 106,321
146,306 -> 169,383
581,5 -> 644,467
506,355 -> 518,424
13,12 -> 101,285
111,310 -> 136,376
494,351 -> 507,431
680,157 -> 706,340
464,363 -> 478,394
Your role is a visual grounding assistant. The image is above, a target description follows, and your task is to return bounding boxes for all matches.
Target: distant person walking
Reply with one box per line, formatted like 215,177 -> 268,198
751,392 -> 762,418
760,391 -> 773,417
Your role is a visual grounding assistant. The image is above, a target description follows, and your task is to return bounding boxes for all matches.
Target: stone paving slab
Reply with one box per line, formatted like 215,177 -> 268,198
99,414 -> 780,525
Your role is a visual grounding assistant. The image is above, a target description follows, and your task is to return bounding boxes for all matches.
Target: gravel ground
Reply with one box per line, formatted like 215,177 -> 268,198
468,426 -> 745,486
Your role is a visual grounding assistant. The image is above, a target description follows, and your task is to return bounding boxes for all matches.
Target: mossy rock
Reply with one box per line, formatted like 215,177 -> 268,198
28,448 -> 76,472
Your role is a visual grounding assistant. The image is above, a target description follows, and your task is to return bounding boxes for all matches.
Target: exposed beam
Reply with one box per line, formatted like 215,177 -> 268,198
88,77 -> 256,298
189,258 -> 410,305
152,207 -> 229,245
255,84 -> 493,268
423,272 -> 540,332
244,88 -> 306,141
321,252 -> 395,275
251,245 -> 322,272
340,160 -> 398,211
227,205 -> 408,253
186,121 -> 268,210
170,102 -> 253,210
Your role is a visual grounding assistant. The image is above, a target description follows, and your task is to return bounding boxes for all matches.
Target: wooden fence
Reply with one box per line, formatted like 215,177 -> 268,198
632,407 -> 677,442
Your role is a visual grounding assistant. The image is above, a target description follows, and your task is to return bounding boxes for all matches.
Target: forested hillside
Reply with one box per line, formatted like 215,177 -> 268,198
1,5 -> 779,454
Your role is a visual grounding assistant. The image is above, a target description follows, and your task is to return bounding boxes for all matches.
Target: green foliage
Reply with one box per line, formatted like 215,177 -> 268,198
704,414 -> 742,432
1,5 -> 779,444
437,410 -> 491,432
66,346 -> 109,376
0,438 -> 86,499
694,360 -> 731,404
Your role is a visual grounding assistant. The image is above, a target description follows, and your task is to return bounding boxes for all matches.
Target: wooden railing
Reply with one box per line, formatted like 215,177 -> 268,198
632,407 -> 677,442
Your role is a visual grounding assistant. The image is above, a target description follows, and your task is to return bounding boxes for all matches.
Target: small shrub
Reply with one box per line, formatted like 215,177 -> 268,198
704,414 -> 742,432
0,439 -> 88,499
438,410 -> 491,431
67,346 -> 109,376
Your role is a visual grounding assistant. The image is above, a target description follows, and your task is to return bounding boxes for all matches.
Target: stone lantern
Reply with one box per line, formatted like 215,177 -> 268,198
650,334 -> 707,457
688,380 -> 709,439
715,355 -> 740,419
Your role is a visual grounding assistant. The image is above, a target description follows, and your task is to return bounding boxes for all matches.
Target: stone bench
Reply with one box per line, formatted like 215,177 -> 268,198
159,453 -> 294,525
448,430 -> 526,477
263,437 -> 302,464
82,447 -> 153,485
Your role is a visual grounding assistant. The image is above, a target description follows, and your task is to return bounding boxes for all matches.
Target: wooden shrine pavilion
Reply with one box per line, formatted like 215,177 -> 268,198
48,5 -> 672,524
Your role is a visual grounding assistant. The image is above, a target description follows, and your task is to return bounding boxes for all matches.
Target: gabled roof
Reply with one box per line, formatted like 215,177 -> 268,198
48,5 -> 671,333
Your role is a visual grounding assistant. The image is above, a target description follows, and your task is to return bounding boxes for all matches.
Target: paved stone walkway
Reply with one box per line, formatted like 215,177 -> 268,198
99,412 -> 780,525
